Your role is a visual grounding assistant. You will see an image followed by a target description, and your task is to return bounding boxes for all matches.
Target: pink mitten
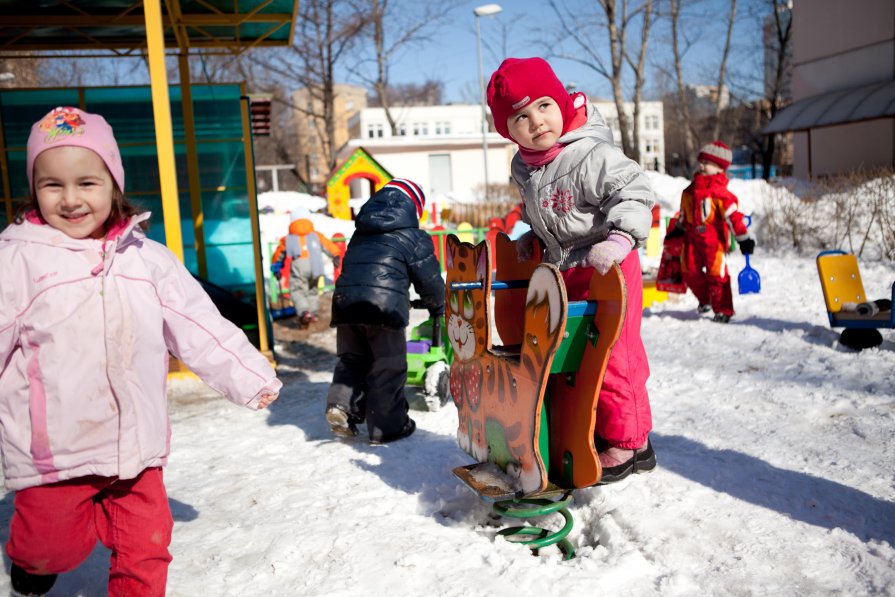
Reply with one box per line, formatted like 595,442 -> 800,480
584,233 -> 634,274
516,230 -> 537,261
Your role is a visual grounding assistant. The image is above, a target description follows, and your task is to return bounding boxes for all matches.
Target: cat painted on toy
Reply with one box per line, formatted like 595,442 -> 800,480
445,235 -> 566,494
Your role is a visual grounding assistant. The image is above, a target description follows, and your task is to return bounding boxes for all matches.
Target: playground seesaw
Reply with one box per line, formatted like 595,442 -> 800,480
444,232 -> 627,559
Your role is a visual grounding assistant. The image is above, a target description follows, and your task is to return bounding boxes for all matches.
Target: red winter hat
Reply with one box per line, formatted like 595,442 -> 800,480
697,140 -> 732,170
486,57 -> 577,141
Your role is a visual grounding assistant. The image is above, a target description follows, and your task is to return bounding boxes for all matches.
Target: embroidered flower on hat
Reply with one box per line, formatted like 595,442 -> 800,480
38,107 -> 87,143
27,106 -> 126,192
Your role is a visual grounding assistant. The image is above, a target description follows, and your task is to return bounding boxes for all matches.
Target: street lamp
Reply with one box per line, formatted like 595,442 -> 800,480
474,3 -> 502,201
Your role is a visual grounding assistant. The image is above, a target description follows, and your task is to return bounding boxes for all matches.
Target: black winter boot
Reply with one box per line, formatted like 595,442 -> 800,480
10,564 -> 57,596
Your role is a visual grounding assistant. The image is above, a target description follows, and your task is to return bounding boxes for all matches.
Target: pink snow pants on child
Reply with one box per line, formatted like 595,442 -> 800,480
561,250 -> 652,449
6,467 -> 173,596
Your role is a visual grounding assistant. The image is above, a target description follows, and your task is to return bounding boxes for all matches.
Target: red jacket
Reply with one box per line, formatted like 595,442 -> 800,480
679,173 -> 749,250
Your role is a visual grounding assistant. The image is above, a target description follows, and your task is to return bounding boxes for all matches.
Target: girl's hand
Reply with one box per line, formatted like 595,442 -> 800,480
257,393 -> 279,409
585,233 -> 634,275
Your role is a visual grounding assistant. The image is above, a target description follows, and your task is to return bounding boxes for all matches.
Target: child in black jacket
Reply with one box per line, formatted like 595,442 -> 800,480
326,179 -> 445,443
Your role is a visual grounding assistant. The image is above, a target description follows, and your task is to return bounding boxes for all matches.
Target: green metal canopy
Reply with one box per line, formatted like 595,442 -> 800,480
0,0 -> 297,56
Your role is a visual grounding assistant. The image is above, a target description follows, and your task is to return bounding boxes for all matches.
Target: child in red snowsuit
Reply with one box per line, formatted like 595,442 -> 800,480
673,141 -> 755,323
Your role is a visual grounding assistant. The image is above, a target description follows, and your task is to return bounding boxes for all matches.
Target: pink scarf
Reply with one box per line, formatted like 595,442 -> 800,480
519,144 -> 564,167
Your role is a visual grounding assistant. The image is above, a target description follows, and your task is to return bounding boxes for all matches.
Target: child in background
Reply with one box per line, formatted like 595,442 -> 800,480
326,179 -> 444,444
487,57 -> 656,483
0,107 -> 281,596
270,208 -> 341,326
668,141 -> 755,323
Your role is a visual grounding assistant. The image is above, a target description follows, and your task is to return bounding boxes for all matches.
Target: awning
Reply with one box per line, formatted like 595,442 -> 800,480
0,0 -> 298,56
762,79 -> 895,134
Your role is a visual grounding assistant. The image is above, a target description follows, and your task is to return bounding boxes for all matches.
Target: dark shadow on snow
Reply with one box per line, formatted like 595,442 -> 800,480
652,432 -> 895,545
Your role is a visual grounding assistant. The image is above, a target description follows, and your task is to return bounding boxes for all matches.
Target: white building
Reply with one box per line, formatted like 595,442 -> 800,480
591,100 -> 666,172
345,104 -> 514,202
344,100 -> 666,201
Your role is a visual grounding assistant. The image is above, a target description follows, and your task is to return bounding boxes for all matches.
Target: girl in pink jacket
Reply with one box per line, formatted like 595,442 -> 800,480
0,107 -> 281,596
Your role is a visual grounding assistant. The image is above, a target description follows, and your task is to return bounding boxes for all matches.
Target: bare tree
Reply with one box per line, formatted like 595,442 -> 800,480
623,0 -> 655,164
549,0 -> 655,159
758,0 -> 792,179
367,80 -> 444,107
352,0 -> 458,135
0,56 -> 40,88
248,0 -> 366,175
710,0 -> 737,140
668,0 -> 697,172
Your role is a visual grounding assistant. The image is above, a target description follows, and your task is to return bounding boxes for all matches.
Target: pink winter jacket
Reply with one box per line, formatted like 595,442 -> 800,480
0,213 -> 282,490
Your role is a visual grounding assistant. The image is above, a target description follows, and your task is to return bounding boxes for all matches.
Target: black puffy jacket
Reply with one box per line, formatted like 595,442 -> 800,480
331,186 -> 445,329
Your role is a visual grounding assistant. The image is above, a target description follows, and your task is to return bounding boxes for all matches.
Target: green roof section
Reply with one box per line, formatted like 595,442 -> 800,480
0,0 -> 298,55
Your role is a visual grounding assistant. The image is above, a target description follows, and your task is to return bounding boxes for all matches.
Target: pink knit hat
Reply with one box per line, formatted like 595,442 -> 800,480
27,106 -> 125,192
486,57 -> 577,141
697,140 -> 732,171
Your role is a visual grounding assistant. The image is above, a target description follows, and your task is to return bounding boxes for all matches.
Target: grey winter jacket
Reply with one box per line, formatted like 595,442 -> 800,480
511,101 -> 656,269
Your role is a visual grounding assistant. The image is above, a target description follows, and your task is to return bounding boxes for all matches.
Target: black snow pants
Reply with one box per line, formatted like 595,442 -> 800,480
326,323 -> 410,442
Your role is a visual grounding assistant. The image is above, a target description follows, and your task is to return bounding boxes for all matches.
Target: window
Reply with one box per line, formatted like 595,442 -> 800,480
367,123 -> 384,138
429,154 -> 452,196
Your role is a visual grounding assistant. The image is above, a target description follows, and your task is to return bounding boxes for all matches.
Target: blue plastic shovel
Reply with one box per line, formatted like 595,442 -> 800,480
738,253 -> 761,294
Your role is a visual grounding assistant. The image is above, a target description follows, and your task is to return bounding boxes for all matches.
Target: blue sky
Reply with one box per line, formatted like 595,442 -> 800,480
377,0 -> 768,104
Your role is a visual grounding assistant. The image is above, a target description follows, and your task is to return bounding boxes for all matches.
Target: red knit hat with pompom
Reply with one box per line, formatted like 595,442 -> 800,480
697,140 -> 733,170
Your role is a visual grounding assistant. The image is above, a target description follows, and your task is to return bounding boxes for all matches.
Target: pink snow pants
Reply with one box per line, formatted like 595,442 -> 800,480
561,250 -> 652,449
6,467 -> 173,596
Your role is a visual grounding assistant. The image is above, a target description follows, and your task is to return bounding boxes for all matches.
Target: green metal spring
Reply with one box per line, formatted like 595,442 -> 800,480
493,490 -> 576,560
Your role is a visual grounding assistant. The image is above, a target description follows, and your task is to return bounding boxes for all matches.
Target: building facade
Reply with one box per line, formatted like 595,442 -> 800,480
764,0 -> 894,178
591,100 -> 666,172
344,100 -> 665,202
345,103 -> 514,202
292,84 -> 367,193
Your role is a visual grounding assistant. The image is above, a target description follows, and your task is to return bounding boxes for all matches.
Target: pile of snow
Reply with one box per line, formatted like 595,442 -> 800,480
0,173 -> 892,595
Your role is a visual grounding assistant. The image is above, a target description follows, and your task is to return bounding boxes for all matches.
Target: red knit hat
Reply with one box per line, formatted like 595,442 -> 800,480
486,57 -> 577,141
697,140 -> 732,170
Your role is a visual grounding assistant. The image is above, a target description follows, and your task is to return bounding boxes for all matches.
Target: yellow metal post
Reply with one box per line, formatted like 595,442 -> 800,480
144,0 -> 185,262
239,91 -> 271,357
178,52 -> 207,277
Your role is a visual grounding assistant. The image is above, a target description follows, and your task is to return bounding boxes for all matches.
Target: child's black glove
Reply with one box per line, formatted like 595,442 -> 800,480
664,226 -> 684,240
739,238 -> 755,255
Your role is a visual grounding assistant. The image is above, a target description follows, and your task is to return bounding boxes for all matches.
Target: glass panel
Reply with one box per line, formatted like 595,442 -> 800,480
0,89 -> 81,147
1,85 -> 261,338
197,141 -> 247,189
84,88 -> 158,143
6,150 -> 28,199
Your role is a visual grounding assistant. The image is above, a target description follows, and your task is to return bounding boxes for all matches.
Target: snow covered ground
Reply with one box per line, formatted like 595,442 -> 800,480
1,176 -> 893,596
